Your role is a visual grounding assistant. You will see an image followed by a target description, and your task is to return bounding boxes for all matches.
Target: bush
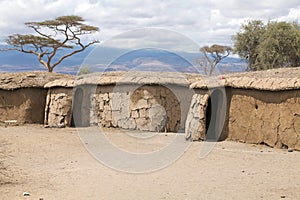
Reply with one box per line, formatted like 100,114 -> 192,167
78,66 -> 92,75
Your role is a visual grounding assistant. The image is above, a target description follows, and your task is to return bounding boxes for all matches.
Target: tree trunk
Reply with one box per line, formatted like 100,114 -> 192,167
45,64 -> 53,72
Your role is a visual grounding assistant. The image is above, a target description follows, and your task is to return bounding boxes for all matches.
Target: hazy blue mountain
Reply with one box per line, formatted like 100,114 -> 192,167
0,45 -> 246,75
0,45 -> 93,74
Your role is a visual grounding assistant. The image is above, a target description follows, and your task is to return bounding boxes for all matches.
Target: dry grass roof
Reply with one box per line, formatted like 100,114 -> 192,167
191,67 -> 300,91
76,71 -> 203,86
0,71 -> 73,90
2,67 -> 300,91
44,71 -> 203,88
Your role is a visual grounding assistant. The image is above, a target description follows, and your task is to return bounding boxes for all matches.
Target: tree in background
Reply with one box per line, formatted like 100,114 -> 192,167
197,44 -> 232,75
256,21 -> 300,70
232,20 -> 265,71
3,16 -> 99,72
233,20 -> 300,71
78,65 -> 92,75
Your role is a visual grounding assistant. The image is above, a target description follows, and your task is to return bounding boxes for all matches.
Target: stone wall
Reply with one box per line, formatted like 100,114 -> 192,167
43,84 -> 191,131
0,88 -> 47,124
44,88 -> 73,127
228,89 -> 300,150
43,82 -> 300,151
90,84 -> 192,132
185,88 -> 229,141
185,92 -> 209,140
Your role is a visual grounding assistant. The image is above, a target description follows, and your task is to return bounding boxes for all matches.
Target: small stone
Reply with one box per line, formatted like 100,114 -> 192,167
280,195 -> 286,198
23,191 -> 30,196
287,148 -> 293,152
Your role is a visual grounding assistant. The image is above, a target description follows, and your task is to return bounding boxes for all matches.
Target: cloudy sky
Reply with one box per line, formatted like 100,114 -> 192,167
0,0 -> 299,51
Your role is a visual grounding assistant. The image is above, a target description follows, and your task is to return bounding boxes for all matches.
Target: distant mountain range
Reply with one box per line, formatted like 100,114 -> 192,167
0,45 -> 247,75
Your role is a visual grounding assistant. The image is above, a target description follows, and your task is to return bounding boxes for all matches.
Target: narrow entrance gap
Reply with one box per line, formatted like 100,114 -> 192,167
206,95 -> 212,135
71,87 -> 83,127
205,89 -> 226,141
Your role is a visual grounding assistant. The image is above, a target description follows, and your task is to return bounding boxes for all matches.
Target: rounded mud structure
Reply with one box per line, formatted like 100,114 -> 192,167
185,88 -> 227,141
130,85 -> 181,132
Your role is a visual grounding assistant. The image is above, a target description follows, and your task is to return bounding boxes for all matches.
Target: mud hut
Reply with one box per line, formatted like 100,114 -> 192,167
188,67 -> 300,150
44,71 -> 201,132
0,71 -> 72,125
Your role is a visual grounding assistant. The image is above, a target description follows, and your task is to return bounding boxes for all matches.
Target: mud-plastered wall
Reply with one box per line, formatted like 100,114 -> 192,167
0,88 -> 47,124
228,89 -> 300,150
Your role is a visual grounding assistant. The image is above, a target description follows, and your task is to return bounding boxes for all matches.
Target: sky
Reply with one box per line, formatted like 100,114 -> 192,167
0,0 -> 300,52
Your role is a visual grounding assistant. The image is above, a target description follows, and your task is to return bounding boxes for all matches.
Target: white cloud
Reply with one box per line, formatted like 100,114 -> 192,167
98,28 -> 200,55
0,0 -> 299,49
277,6 -> 300,21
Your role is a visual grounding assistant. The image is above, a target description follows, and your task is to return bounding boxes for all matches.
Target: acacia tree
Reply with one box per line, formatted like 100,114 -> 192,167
198,44 -> 232,75
232,20 -> 265,71
3,15 -> 99,72
233,20 -> 300,71
256,21 -> 300,70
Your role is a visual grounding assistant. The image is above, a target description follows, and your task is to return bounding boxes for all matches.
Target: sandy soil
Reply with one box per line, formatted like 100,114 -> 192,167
0,125 -> 299,200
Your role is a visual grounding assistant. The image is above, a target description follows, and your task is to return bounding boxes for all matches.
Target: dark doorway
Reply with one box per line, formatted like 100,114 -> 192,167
71,88 -> 83,127
205,89 -> 226,141
206,95 -> 212,135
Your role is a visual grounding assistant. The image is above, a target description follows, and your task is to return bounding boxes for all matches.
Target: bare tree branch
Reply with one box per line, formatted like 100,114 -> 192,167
51,40 -> 99,71
199,44 -> 232,75
2,15 -> 100,72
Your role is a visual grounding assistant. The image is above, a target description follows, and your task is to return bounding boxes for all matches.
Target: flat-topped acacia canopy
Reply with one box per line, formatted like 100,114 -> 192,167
3,15 -> 99,72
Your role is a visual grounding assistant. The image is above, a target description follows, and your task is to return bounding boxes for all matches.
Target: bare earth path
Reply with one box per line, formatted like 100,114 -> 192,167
0,125 -> 299,200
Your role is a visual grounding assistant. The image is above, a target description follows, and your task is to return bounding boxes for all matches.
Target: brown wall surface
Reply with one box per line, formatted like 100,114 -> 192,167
0,88 -> 47,124
228,89 -> 300,150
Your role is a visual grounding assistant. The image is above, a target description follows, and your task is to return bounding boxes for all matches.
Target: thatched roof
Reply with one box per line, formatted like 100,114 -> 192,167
45,71 -> 203,88
44,78 -> 74,88
2,67 -> 299,91
0,71 -> 73,90
191,67 -> 300,91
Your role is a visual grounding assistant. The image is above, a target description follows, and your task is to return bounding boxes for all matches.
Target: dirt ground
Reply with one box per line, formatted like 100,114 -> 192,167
0,125 -> 299,200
